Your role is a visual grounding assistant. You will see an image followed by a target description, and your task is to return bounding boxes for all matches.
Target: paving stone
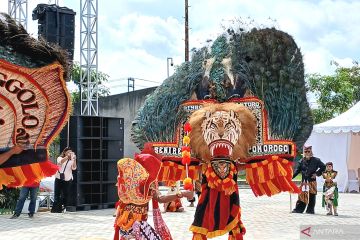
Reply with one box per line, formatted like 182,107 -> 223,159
0,189 -> 359,239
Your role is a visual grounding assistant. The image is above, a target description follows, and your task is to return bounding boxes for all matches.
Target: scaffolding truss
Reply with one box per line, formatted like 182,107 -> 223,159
80,0 -> 98,116
8,0 -> 28,30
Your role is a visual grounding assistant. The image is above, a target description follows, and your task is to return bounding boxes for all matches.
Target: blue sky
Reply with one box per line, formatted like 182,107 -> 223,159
1,0 -> 359,95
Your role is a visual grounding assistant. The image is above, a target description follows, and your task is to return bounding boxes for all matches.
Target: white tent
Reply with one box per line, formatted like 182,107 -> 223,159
305,101 -> 360,192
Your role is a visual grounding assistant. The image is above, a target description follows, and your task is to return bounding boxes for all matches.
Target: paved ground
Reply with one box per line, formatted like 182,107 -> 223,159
1,189 -> 360,240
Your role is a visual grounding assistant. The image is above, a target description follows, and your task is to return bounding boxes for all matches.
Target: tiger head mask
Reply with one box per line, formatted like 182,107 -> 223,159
189,102 -> 257,163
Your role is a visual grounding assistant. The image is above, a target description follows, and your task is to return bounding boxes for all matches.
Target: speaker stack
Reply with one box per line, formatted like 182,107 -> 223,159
32,4 -> 76,61
60,116 -> 124,211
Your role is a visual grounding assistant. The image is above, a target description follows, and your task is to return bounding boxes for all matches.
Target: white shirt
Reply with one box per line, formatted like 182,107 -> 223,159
55,154 -> 77,181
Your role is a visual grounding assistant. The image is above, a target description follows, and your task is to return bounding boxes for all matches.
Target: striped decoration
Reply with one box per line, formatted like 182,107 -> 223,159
245,156 -> 300,197
205,163 -> 237,195
0,161 -> 58,189
158,161 -> 199,185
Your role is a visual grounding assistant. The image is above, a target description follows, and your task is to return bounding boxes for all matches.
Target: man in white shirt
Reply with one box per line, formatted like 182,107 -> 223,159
51,147 -> 76,213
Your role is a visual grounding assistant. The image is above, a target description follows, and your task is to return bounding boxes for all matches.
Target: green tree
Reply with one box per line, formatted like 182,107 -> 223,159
48,135 -> 60,162
307,61 -> 360,124
0,187 -> 20,213
70,62 -> 110,103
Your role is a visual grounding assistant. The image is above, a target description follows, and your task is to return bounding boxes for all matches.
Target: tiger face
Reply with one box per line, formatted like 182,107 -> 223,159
189,102 -> 257,162
201,110 -> 241,157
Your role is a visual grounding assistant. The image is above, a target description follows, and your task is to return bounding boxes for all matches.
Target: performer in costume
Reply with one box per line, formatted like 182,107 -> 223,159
188,170 -> 202,207
164,182 -> 185,212
292,146 -> 325,214
0,13 -> 71,189
130,28 -> 307,239
114,153 -> 193,240
0,145 -> 23,165
188,103 -> 257,240
322,162 -> 339,216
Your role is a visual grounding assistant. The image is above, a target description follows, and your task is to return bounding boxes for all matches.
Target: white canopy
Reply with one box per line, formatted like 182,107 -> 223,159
306,102 -> 360,192
314,101 -> 360,133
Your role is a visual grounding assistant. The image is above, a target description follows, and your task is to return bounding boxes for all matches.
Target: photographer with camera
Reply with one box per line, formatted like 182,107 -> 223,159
51,147 -> 76,213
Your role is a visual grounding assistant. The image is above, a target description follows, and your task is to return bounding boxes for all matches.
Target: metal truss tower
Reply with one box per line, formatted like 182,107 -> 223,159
8,0 -> 28,30
80,0 -> 98,116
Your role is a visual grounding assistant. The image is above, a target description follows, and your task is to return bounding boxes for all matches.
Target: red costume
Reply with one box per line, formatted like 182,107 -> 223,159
190,162 -> 245,239
114,153 -> 172,240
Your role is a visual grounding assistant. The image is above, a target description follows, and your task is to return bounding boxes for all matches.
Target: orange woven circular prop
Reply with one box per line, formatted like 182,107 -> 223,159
0,9 -> 75,192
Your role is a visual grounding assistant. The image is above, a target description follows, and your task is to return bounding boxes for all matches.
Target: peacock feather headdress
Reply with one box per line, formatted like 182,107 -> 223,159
131,27 -> 312,153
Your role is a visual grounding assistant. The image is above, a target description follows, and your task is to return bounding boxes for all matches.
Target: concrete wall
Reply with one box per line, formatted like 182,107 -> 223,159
74,87 -> 156,157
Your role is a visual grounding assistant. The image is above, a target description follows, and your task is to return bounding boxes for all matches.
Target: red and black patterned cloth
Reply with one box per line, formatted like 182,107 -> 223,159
190,166 -> 245,239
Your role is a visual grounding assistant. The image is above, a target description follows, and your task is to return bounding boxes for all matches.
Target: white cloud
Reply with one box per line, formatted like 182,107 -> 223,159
102,48 -> 165,81
333,57 -> 355,68
187,0 -> 360,75
103,13 -> 183,54
1,0 -> 360,95
66,81 -> 78,93
96,12 -> 183,94
303,47 -> 335,75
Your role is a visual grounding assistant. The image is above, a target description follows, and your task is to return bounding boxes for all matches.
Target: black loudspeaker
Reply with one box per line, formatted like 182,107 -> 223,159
60,116 -> 124,211
32,4 -> 76,61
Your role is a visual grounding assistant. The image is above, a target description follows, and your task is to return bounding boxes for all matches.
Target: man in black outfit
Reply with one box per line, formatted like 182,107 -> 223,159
292,146 -> 325,214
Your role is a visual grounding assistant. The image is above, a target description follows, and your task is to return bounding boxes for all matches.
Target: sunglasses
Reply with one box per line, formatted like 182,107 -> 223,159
304,151 -> 311,153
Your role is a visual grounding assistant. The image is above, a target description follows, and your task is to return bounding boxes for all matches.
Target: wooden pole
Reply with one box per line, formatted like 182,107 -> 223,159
67,119 -> 70,147
185,0 -> 189,62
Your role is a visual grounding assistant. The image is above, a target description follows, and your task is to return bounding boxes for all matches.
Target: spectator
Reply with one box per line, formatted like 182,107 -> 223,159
51,147 -> 76,213
10,181 -> 40,219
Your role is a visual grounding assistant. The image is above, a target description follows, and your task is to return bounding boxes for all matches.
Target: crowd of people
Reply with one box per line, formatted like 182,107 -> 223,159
2,145 -> 340,222
113,144 -> 340,220
292,146 -> 339,216
2,147 -> 77,219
